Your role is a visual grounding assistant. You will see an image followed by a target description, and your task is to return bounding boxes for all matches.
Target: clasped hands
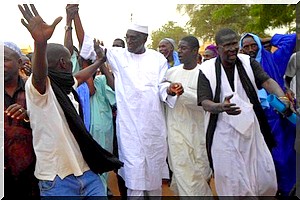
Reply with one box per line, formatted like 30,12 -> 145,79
167,83 -> 184,96
93,39 -> 107,63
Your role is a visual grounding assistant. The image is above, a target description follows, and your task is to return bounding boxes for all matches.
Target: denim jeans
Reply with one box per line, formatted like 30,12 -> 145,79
39,170 -> 107,199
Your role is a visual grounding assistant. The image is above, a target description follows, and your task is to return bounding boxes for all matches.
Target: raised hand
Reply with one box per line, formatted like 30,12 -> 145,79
66,4 -> 79,21
93,39 -> 106,62
18,4 -> 62,43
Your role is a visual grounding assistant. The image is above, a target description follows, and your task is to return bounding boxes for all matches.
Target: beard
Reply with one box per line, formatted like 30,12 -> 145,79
248,51 -> 257,59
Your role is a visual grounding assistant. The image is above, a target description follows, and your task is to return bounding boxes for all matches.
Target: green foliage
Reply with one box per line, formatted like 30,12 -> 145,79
148,21 -> 189,49
176,4 -> 296,41
247,4 -> 296,34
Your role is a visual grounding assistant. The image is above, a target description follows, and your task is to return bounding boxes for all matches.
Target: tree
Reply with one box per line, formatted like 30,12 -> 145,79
177,4 -> 296,41
247,4 -> 296,33
148,21 -> 189,49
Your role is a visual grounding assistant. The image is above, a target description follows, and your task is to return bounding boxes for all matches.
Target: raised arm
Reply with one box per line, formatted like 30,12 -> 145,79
99,62 -> 115,91
72,5 -> 105,95
74,39 -> 106,85
18,4 -> 62,94
64,4 -> 78,55
73,4 -> 84,49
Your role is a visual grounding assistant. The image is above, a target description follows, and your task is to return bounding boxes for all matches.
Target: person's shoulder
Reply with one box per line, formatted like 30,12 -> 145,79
111,46 -> 127,54
168,64 -> 184,72
146,48 -> 163,56
146,48 -> 167,61
237,53 -> 254,65
146,48 -> 157,53
199,57 -> 216,69
292,51 -> 299,58
237,53 -> 250,60
95,74 -> 106,81
289,51 -> 299,64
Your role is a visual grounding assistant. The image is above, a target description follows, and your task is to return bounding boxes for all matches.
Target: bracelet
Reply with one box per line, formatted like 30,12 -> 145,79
65,25 -> 73,31
278,96 -> 289,101
23,117 -> 30,123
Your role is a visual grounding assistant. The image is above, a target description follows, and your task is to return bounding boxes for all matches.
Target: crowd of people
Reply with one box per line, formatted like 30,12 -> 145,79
4,3 -> 298,199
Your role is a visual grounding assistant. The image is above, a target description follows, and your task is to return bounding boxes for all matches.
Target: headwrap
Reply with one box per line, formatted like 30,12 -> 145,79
205,44 -> 218,57
239,33 -> 267,108
4,41 -> 23,57
239,33 -> 262,63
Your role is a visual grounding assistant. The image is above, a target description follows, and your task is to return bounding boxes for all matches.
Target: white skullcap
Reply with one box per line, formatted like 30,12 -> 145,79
128,23 -> 148,34
161,38 -> 176,48
4,41 -> 23,57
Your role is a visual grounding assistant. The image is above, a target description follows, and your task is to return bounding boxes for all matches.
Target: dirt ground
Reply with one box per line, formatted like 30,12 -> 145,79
107,171 -> 217,197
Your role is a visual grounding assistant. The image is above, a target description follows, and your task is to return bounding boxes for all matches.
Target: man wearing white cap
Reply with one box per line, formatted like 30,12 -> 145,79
81,21 -> 184,197
158,38 -> 181,68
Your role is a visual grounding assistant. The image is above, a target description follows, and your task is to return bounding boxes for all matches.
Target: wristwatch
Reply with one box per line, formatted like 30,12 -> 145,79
65,25 -> 73,31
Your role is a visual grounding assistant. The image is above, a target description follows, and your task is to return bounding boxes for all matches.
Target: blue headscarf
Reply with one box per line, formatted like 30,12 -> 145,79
240,33 -> 269,108
239,33 -> 262,63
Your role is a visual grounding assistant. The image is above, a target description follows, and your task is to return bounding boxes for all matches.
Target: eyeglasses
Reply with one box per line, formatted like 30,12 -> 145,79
218,42 -> 239,51
124,35 -> 141,42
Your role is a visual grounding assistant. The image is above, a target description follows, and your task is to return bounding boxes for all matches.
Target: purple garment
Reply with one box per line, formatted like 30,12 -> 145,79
205,44 -> 218,57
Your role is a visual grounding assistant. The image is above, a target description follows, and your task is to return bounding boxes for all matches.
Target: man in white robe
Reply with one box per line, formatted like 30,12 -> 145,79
197,28 -> 292,196
80,23 -> 183,197
164,36 -> 212,196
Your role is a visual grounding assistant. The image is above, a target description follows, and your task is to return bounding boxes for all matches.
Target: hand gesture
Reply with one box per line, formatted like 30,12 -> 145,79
167,82 -> 184,96
220,94 -> 241,115
18,4 -> 62,43
66,4 -> 79,21
93,39 -> 106,62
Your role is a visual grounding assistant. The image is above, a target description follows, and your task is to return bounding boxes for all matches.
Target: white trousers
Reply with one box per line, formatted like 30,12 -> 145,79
127,188 -> 162,200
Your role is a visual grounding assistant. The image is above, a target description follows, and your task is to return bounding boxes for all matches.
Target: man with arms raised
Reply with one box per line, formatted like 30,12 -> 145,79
18,4 -> 122,197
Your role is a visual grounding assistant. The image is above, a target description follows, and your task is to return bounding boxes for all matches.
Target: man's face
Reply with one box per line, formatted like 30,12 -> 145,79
125,30 -> 147,54
112,40 -> 124,48
242,36 -> 258,58
217,34 -> 239,66
158,40 -> 173,58
4,47 -> 21,83
178,40 -> 196,64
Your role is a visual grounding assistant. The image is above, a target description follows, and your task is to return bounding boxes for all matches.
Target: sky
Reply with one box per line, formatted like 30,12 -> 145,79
1,0 -> 191,50
1,0 -> 298,51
